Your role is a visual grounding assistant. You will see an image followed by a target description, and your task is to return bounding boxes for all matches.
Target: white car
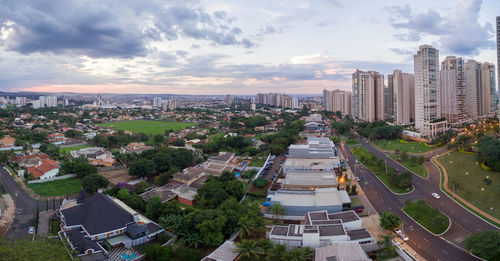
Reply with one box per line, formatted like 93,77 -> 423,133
401,233 -> 409,241
394,228 -> 402,235
432,193 -> 440,199
355,176 -> 361,182
28,227 -> 35,234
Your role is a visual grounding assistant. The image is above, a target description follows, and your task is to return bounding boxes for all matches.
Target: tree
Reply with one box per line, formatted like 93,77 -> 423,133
129,158 -> 155,177
269,244 -> 288,261
116,188 -> 131,200
238,216 -> 262,239
174,248 -> 204,261
270,203 -> 286,220
145,196 -> 163,221
172,139 -> 186,147
287,247 -> 313,261
379,211 -> 401,230
145,243 -> 173,261
465,231 -> 500,260
82,174 -> 109,193
377,234 -> 397,257
154,172 -> 170,186
235,240 -> 259,261
61,159 -> 97,178
153,134 -> 165,147
133,180 -> 149,194
253,178 -> 267,188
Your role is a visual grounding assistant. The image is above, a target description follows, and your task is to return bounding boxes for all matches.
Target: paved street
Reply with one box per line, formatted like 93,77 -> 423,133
0,165 -> 57,239
340,132 -> 499,261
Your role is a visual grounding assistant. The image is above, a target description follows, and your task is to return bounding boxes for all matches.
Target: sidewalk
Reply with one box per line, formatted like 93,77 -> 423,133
433,155 -> 500,225
0,194 -> 15,237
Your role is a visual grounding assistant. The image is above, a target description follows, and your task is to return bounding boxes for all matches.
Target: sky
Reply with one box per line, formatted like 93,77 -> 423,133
0,0 -> 498,95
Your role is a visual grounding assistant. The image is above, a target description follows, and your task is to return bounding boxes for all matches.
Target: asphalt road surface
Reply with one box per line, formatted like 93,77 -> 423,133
0,165 -> 57,239
339,132 -> 499,261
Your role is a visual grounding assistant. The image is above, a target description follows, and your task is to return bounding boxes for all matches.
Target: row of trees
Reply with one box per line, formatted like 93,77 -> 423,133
126,147 -> 194,178
356,121 -> 403,140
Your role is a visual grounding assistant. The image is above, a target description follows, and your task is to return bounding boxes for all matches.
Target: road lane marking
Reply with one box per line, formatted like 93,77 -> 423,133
423,238 -> 429,242
442,250 -> 449,255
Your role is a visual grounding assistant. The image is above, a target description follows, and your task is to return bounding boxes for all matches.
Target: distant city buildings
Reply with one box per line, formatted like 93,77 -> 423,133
256,93 -> 299,109
225,94 -> 232,105
352,70 -> 384,122
32,95 -> 58,109
322,89 -> 352,116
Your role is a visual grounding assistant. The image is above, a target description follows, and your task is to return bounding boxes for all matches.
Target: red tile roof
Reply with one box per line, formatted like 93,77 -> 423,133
27,159 -> 59,179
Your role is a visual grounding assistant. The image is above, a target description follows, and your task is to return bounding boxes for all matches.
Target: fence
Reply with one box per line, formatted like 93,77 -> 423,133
27,174 -> 76,184
97,165 -> 127,172
58,142 -> 88,148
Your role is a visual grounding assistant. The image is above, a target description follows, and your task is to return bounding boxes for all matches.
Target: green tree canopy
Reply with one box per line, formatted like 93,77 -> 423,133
465,230 -> 500,260
380,211 -> 401,231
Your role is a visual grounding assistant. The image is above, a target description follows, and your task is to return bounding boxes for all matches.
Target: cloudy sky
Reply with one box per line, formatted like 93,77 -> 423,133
0,0 -> 498,95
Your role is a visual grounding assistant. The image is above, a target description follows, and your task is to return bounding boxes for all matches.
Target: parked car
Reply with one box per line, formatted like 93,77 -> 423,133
432,193 -> 440,199
28,227 -> 35,234
400,233 -> 409,241
352,205 -> 364,210
394,228 -> 402,235
354,208 -> 363,213
355,176 -> 360,181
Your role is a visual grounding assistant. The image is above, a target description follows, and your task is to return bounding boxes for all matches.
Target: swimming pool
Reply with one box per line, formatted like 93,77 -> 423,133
240,160 -> 249,166
235,171 -> 241,178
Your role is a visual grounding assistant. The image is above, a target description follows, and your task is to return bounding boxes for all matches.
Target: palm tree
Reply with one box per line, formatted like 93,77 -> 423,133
377,233 -> 397,257
268,243 -> 288,261
238,216 -> 262,239
256,239 -> 273,256
287,247 -> 313,261
270,203 -> 286,220
235,240 -> 259,261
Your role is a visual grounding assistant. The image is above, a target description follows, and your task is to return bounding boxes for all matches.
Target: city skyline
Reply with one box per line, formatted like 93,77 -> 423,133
0,0 -> 498,95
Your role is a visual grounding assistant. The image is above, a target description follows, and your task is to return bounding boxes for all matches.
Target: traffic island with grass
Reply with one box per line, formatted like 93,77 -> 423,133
372,139 -> 438,153
437,151 -> 500,220
351,147 -> 413,194
403,200 -> 450,234
389,154 -> 428,178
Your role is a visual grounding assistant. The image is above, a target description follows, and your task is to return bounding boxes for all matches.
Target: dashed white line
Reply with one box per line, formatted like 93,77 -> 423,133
442,250 -> 449,255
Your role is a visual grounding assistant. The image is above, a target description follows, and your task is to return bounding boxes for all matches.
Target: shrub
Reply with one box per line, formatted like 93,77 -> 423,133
174,248 -> 204,261
253,178 -> 267,188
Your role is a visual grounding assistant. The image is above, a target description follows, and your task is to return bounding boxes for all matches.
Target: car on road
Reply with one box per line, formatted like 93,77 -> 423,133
355,176 -> 360,181
28,227 -> 35,234
400,233 -> 409,241
432,193 -> 440,199
394,228 -> 402,235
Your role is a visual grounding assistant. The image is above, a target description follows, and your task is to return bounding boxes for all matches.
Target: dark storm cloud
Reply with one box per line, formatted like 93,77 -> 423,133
0,0 -> 255,58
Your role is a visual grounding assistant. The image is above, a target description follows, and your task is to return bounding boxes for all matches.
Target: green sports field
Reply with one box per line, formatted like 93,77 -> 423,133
98,120 -> 196,135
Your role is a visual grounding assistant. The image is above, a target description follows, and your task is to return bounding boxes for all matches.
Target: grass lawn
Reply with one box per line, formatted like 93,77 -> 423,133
372,139 -> 436,153
28,178 -> 82,196
249,157 -> 266,167
50,219 -> 60,235
351,147 -> 412,194
344,139 -> 359,146
98,120 -> 196,135
403,200 -> 450,234
389,154 -> 428,178
438,151 -> 500,220
60,144 -> 91,153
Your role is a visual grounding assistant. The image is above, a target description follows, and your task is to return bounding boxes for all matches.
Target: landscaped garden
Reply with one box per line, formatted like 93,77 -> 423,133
372,139 -> 437,153
389,153 -> 428,178
350,147 -> 413,194
28,178 -> 82,196
344,138 -> 359,146
437,150 -> 500,220
98,120 -> 196,135
403,200 -> 450,234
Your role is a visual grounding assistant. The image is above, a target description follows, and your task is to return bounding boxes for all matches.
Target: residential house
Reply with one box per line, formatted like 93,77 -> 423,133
0,136 -> 15,148
70,147 -> 116,167
202,152 -> 236,176
48,133 -> 66,145
120,142 -> 153,154
269,210 -> 373,249
173,167 -> 205,185
26,159 -> 60,180
201,241 -> 240,261
315,242 -> 372,261
59,191 -> 165,259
